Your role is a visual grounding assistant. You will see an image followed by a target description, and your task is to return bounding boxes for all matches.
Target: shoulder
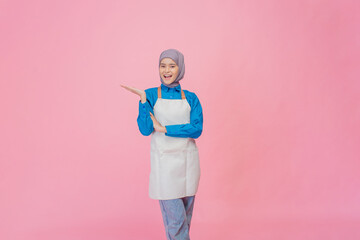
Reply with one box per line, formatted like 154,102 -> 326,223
144,86 -> 159,107
144,86 -> 160,99
144,86 -> 159,94
183,89 -> 202,108
183,89 -> 199,100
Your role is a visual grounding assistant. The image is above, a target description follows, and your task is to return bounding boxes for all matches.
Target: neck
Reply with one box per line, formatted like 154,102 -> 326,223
161,79 -> 180,88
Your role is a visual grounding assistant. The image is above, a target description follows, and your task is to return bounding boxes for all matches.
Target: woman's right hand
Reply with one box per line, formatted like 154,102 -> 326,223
121,85 -> 146,103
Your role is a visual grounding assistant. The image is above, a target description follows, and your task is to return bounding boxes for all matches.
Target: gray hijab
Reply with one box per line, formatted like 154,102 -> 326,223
159,48 -> 185,88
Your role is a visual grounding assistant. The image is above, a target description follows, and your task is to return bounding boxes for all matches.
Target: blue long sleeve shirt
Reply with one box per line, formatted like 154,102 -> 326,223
137,83 -> 203,139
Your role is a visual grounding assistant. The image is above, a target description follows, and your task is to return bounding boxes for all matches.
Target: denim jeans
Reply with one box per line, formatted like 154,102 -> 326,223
159,195 -> 196,240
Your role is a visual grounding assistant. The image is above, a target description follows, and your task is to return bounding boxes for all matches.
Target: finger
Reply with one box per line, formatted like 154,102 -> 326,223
122,85 -> 135,92
122,86 -> 141,96
120,84 -> 131,90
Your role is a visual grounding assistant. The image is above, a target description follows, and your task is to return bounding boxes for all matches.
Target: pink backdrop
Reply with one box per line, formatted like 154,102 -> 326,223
1,0 -> 359,239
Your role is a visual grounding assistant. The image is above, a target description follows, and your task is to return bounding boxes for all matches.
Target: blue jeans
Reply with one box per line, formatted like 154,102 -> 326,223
159,195 -> 196,240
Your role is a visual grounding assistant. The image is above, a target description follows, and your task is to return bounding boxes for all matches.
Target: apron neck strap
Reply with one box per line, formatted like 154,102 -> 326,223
158,86 -> 186,100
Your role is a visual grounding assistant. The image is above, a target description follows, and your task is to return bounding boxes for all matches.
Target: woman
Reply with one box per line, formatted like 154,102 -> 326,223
121,48 -> 203,240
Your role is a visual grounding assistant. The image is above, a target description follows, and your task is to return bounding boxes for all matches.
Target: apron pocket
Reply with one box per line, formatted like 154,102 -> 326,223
158,150 -> 187,196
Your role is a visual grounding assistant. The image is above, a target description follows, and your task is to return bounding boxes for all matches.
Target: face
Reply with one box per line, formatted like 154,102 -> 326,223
159,58 -> 179,85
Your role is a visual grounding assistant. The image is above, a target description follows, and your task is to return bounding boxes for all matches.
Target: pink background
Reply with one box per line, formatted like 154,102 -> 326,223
1,0 -> 359,239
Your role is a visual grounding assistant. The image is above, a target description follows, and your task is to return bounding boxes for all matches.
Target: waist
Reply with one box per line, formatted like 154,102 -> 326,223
150,132 -> 197,152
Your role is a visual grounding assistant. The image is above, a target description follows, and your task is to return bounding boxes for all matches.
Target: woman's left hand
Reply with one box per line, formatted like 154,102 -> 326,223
150,112 -> 167,133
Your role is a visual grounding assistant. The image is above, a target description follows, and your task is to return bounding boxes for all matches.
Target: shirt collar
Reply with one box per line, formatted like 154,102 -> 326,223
161,83 -> 181,92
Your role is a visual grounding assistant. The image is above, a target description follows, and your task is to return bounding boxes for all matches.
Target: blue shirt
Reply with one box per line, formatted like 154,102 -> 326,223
137,83 -> 203,139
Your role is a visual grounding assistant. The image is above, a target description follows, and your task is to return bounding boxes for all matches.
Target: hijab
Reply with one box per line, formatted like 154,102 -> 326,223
159,48 -> 185,88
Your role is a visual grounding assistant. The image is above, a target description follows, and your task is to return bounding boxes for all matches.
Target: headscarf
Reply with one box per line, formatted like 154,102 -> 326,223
159,48 -> 185,88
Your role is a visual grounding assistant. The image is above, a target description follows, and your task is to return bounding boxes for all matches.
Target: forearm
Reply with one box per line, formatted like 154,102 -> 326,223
165,123 -> 202,139
137,100 -> 154,136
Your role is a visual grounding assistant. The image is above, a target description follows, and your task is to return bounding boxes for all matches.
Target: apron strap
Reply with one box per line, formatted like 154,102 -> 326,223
158,86 -> 186,100
158,86 -> 162,99
181,89 -> 186,99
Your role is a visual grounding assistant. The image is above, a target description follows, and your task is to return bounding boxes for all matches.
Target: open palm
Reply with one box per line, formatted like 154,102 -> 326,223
120,85 -> 145,97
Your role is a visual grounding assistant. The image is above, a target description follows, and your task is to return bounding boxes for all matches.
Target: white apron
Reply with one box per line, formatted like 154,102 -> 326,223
149,87 -> 200,200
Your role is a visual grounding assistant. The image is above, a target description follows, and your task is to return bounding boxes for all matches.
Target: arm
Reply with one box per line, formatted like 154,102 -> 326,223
121,84 -> 155,136
137,92 -> 154,136
165,93 -> 203,139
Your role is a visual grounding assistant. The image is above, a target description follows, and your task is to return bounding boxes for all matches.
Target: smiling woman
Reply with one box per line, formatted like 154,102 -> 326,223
122,48 -> 203,240
160,58 -> 179,85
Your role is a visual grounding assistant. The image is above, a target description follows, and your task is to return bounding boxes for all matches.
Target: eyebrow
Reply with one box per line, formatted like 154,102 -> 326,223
160,63 -> 176,65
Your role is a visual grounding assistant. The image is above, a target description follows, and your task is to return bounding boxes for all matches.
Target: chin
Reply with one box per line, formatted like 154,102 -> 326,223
164,80 -> 175,85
